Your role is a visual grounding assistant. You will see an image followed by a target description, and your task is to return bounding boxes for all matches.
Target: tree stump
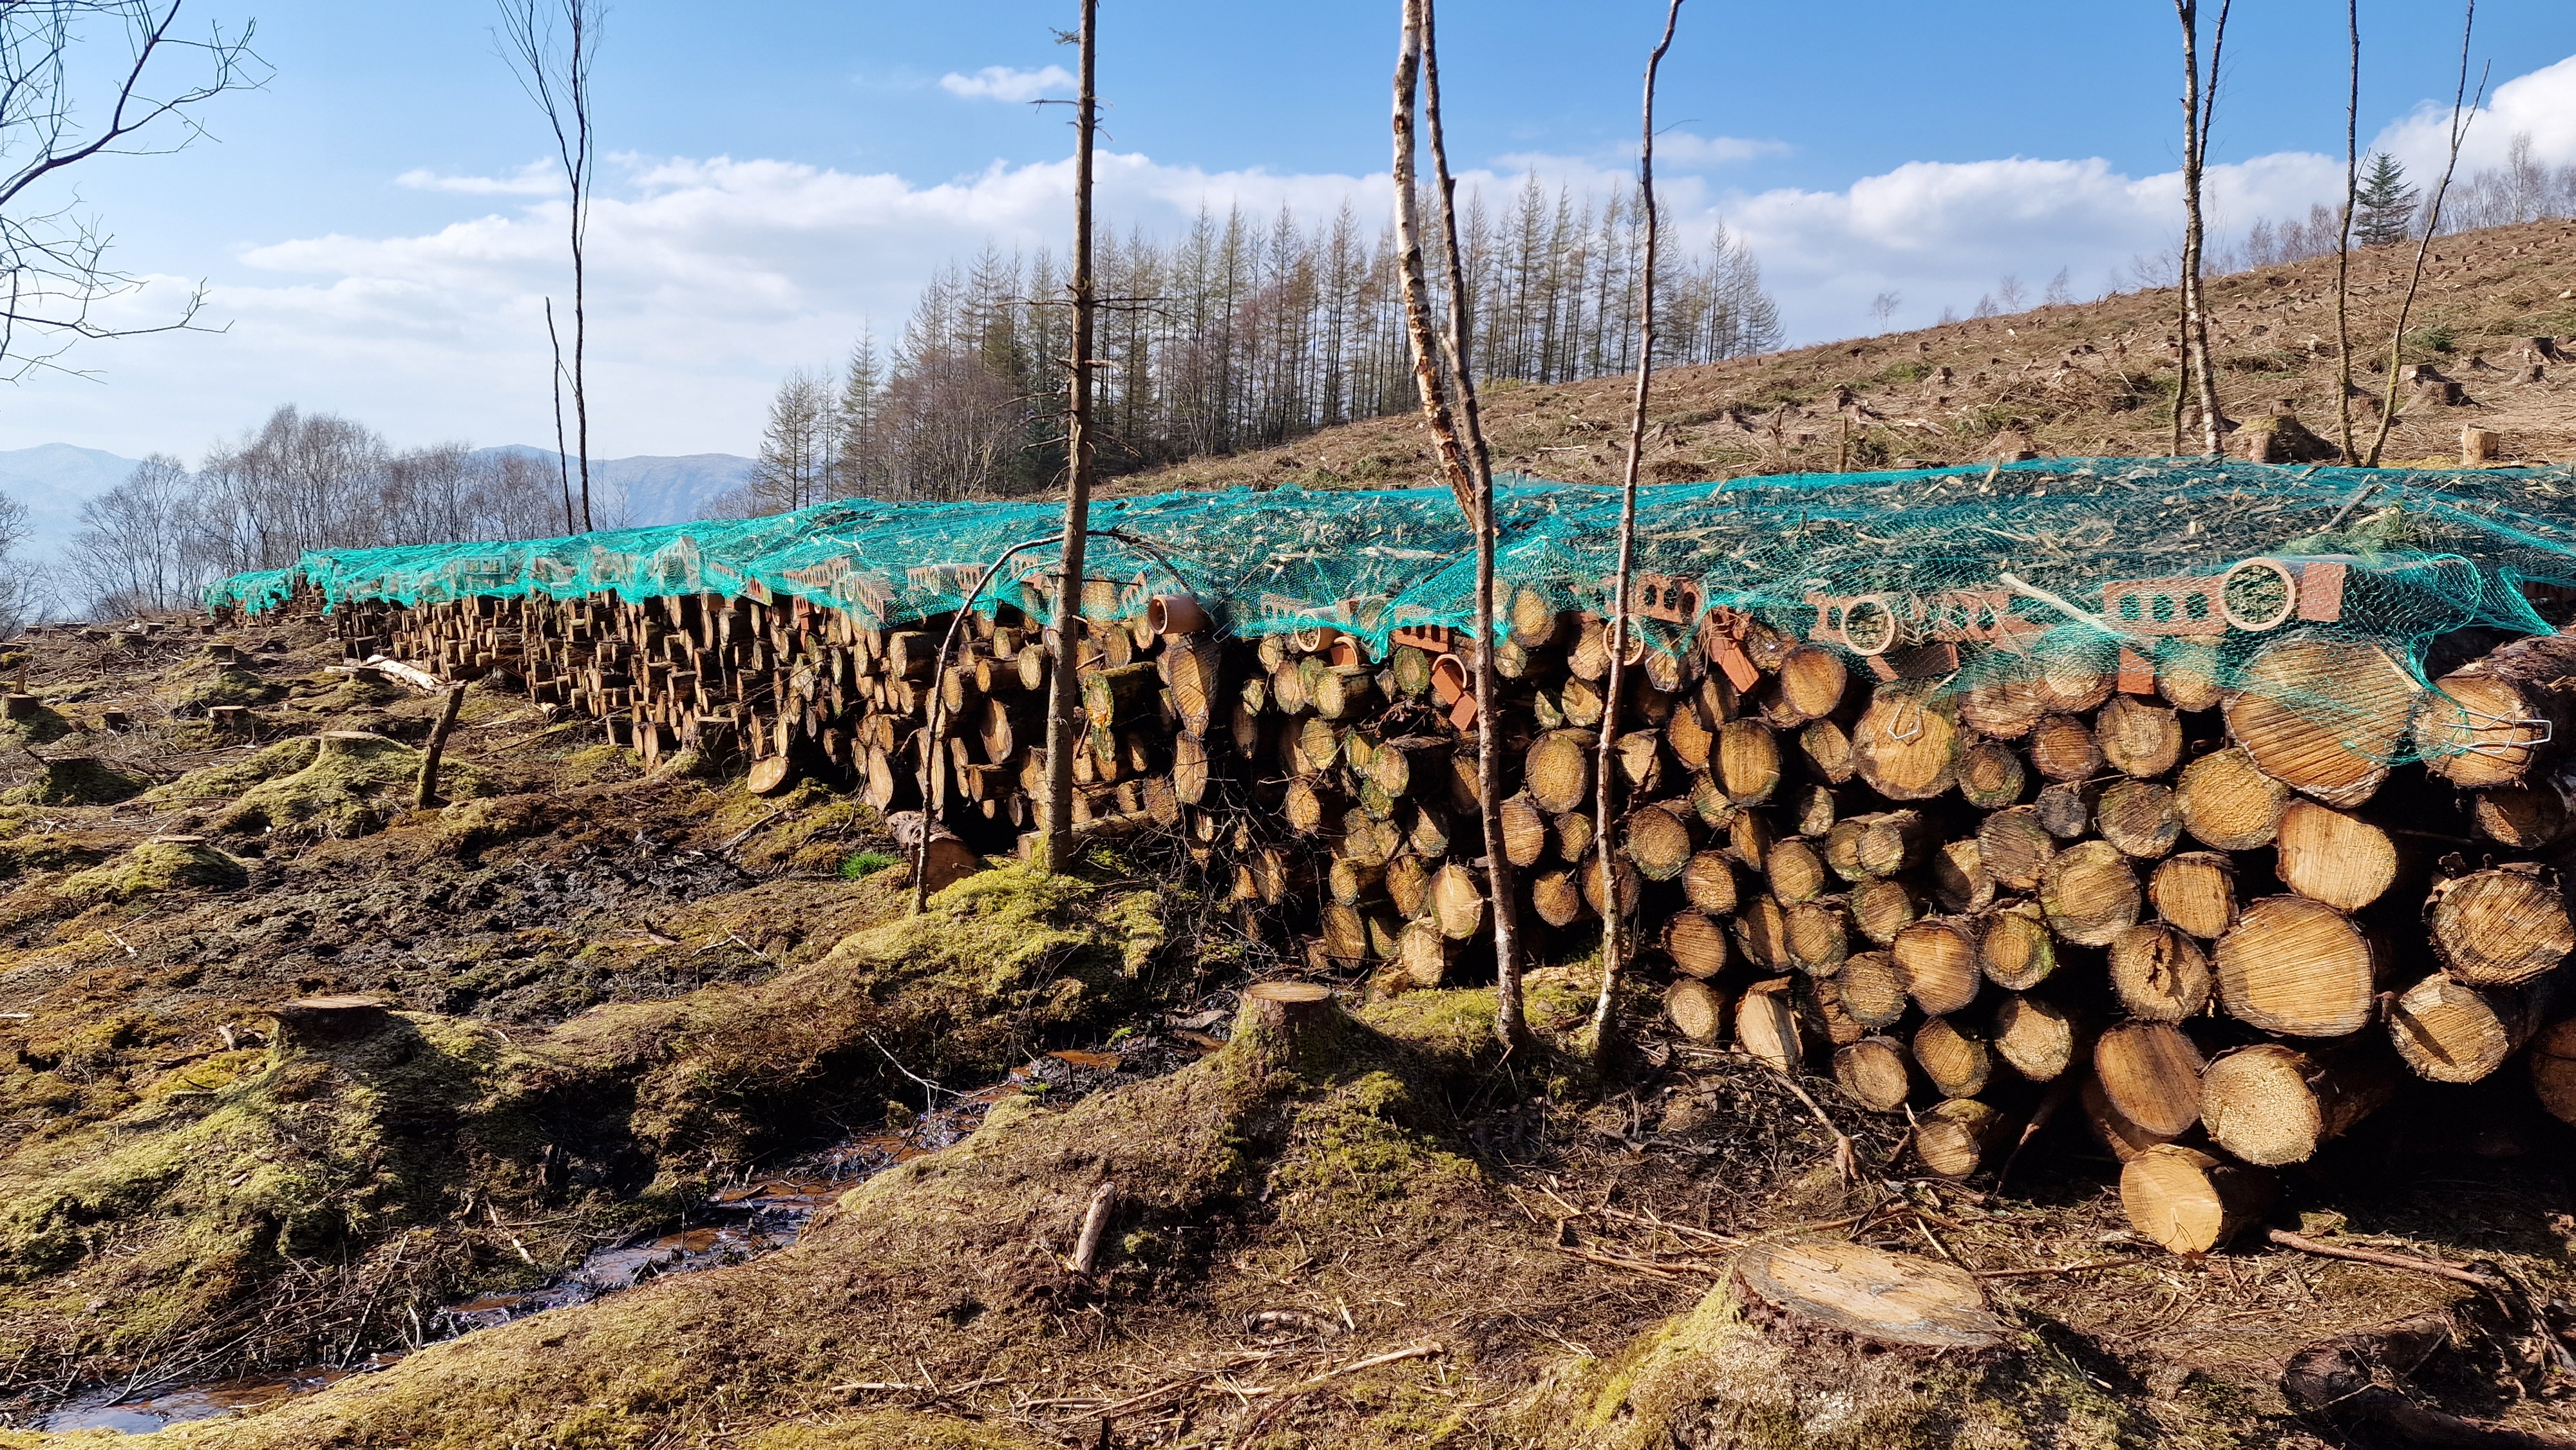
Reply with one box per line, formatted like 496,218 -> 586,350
269,995 -> 392,1048
1731,1239 -> 2005,1351
1235,981 -> 1341,1067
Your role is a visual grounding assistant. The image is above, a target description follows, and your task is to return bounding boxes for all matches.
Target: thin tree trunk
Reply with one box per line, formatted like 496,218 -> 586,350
546,297 -> 577,534
1588,0 -> 1682,1071
1395,0 -> 1522,1048
1041,0 -> 1100,872
570,0 -> 594,531
2366,5 -> 2484,467
2334,0 -> 2361,463
2172,0 -> 2231,458
415,686 -> 466,811
2191,1 -> 2230,457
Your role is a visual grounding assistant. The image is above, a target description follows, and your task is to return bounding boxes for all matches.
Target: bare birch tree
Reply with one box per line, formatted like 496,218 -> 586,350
1039,0 -> 1099,872
2170,0 -> 2231,457
2333,0 -> 2361,463
2365,3 -> 2484,467
1587,0 -> 1681,1068
500,0 -> 601,531
1,1 -> 263,382
1396,0 -> 1524,1047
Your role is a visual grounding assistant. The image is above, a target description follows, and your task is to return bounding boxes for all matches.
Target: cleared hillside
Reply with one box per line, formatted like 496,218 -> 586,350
1117,216 -> 2576,496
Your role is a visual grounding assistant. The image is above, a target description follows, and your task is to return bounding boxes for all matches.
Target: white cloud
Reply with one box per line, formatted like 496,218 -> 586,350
2374,52 -> 2576,176
395,161 -> 562,196
11,52 -> 2571,467
938,64 -> 1075,104
1654,132 -> 1792,167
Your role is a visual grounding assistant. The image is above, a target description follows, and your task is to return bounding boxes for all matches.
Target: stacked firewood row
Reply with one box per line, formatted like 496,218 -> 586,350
308,583 -> 2576,1259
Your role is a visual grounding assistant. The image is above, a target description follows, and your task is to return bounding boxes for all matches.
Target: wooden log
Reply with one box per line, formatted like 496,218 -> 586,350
1786,782 -> 1836,840
2200,1043 -> 2394,1165
2531,1019 -> 2576,1128
1892,919 -> 1980,1017
1799,718 -> 1857,785
1312,664 -> 1378,721
2107,923 -> 2212,1022
1524,729 -> 1593,814
1765,837 -> 1829,905
1716,719 -> 1781,804
2027,713 -> 2103,782
1318,902 -> 1374,965
2148,851 -> 2237,940
1991,993 -> 2079,1082
2121,1145 -> 2277,1255
2273,800 -> 2400,912
1524,869 -> 1584,927
746,754 -> 797,797
1622,801 -> 1701,881
1927,839 -> 1994,915
2175,746 -> 2289,851
1849,878 -> 1920,946
1955,740 -> 2028,809
2425,865 -> 2573,986
2468,782 -> 2568,849
2080,1071 -> 2178,1162
2224,633 -> 2421,808
1662,910 -> 1732,980
1853,687 -> 1961,800
2215,896 -> 2380,1037
1665,978 -> 1728,1044
1833,1036 -> 1913,1111
2155,639 -> 2225,712
1615,730 -> 1667,796
1371,735 -> 1451,798
1428,863 -> 1486,940
1725,808 -> 1774,871
2387,973 -> 2553,1084
1766,644 -> 1849,726
1911,1016 -> 1992,1098
1553,809 -> 1595,865
1736,977 -> 1803,1072
1835,951 -> 1908,1030
1665,690 -> 1718,772
1282,777 -> 1342,835
2031,780 -> 2099,840
1959,672 -> 2045,740
1680,850 -> 1741,916
2094,781 -> 2182,860
1975,901 -> 2058,990
2093,1021 -> 2206,1136
1584,855 -> 1643,920
1783,899 -> 1852,975
2096,695 -> 2183,778
269,995 -> 392,1048
2038,840 -> 2141,947
1732,892 -> 1790,971
1976,807 -> 2056,892
1499,793 -> 1550,869
1915,1098 -> 2008,1180
2412,631 -> 2576,788
1730,1239 -> 2003,1350
1081,662 -> 1161,726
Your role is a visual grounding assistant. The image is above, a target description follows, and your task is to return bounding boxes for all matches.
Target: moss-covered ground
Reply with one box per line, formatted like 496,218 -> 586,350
2,612 -> 2574,1447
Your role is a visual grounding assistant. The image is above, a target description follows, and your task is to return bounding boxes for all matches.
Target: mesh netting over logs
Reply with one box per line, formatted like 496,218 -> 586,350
209,458 -> 2576,766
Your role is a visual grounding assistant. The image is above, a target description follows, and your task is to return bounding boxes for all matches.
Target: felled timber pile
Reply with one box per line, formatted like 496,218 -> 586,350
296,568 -> 2576,1261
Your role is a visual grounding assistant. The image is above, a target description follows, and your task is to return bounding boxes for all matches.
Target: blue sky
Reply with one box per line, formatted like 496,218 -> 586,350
8,0 -> 2574,462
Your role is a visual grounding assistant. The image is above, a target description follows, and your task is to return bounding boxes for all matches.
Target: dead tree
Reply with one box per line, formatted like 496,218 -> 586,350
1395,0 -> 1523,1046
1588,0 -> 1683,1069
498,0 -> 601,531
1039,0 -> 1101,872
2333,1 -> 2362,464
2364,3 -> 2485,467
2170,0 -> 2231,457
0,1 -> 264,382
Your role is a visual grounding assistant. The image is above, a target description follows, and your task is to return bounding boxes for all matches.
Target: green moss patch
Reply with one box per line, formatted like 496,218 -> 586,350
57,839 -> 249,901
214,732 -> 491,838
5,757 -> 151,807
160,662 -> 281,717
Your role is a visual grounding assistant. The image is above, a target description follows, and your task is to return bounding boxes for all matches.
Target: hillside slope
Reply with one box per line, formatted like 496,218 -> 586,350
1119,216 -> 2576,497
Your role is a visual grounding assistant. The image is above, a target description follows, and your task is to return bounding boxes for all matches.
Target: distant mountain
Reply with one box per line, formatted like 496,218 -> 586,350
0,445 -> 755,566
0,444 -> 143,563
472,447 -> 755,528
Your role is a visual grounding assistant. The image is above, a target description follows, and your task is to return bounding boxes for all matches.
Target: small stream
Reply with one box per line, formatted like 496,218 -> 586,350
32,1042 -> 1186,1435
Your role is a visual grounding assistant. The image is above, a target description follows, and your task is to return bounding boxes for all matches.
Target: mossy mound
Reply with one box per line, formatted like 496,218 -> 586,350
160,661 -> 281,717
214,731 -> 491,838
0,1013 -> 566,1383
0,703 -> 73,749
5,756 -> 150,807
57,839 -> 249,901
0,832 -> 119,881
137,737 -> 321,807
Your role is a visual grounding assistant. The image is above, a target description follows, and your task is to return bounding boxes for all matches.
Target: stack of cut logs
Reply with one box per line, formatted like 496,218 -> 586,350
297,581 -> 2576,1259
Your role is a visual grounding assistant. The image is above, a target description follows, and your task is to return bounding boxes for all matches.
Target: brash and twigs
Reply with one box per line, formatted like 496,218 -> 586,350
2264,1229 -> 2509,1292
2283,1315 -> 2576,1450
1069,1181 -> 1117,1276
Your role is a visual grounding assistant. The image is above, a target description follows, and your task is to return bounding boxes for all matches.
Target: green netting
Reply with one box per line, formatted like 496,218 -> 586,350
208,458 -> 2576,764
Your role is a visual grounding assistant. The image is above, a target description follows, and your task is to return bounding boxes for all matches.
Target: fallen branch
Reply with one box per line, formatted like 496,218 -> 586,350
361,655 -> 448,695
1239,1341 -> 1445,1437
2265,1230 -> 2508,1290
1069,1182 -> 1117,1276
1973,1258 -> 2152,1280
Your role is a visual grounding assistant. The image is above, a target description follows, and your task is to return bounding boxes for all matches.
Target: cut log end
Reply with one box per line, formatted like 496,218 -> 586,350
1731,1239 -> 2005,1351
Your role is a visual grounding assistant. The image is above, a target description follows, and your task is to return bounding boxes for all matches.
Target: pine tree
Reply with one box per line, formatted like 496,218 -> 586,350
2355,152 -> 2418,247
835,332 -> 883,496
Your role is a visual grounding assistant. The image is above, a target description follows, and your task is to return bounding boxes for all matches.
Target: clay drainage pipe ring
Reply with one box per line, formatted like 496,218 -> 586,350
1148,592 -> 1209,637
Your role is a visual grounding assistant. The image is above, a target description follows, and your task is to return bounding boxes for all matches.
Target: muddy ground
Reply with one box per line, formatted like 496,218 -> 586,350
1,617 -> 2575,1447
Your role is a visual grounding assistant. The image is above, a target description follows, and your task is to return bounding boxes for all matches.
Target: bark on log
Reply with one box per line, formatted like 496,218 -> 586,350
2200,1042 -> 2393,1165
